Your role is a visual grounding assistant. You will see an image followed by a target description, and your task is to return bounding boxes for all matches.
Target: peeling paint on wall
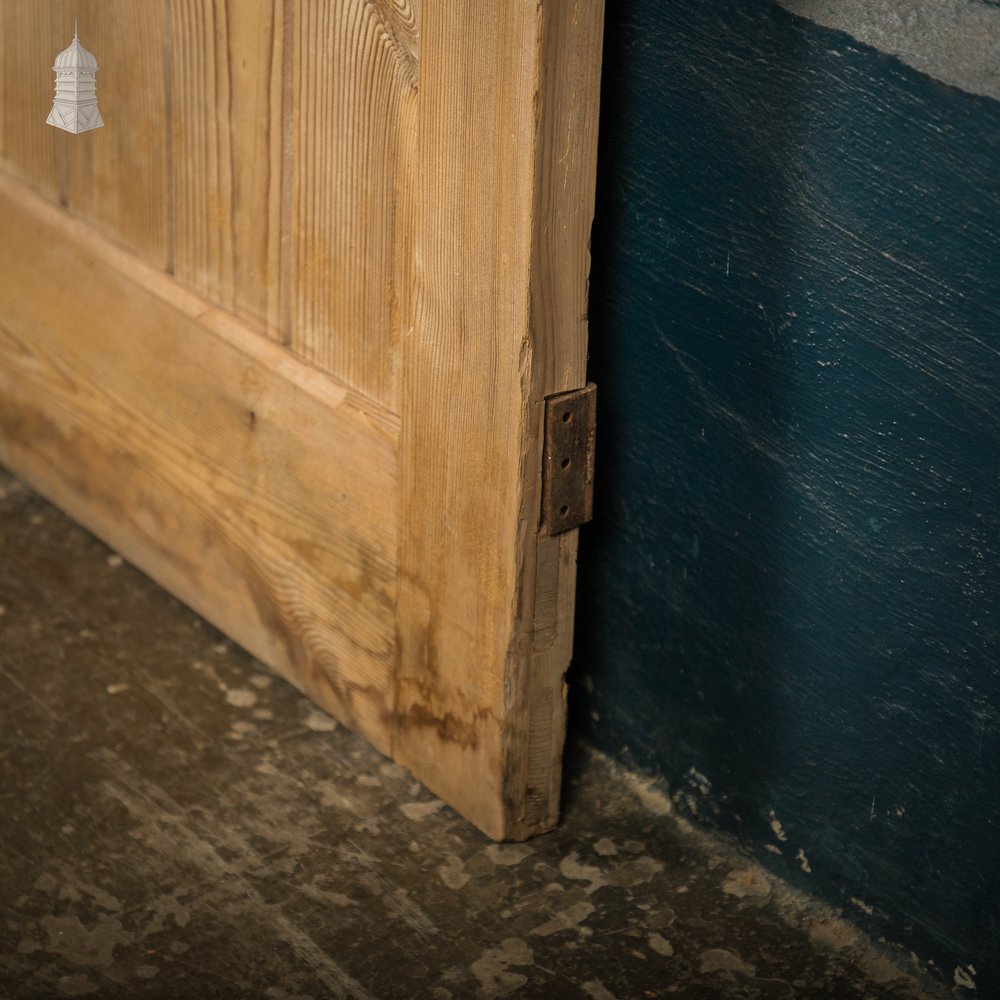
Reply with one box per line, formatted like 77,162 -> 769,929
778,0 -> 1000,100
575,0 -> 1000,992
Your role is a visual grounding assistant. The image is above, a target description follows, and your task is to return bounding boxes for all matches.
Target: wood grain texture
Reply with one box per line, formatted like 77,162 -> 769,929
393,0 -> 604,839
170,0 -> 285,336
0,1 -> 60,201
0,1 -> 605,840
0,171 -> 399,750
58,0 -> 169,267
286,0 -> 419,406
514,0 -> 606,835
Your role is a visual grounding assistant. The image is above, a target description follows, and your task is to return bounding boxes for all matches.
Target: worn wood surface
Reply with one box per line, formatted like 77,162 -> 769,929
1,0 -> 416,404
170,0 -> 285,334
287,0 -> 418,406
0,1 -> 604,839
0,173 -> 399,750
0,1 -> 60,201
61,0 -> 169,267
0,2 -> 169,264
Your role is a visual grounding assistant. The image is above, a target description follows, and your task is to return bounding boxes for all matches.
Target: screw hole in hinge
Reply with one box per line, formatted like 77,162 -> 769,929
561,457 -> 571,470
559,505 -> 570,517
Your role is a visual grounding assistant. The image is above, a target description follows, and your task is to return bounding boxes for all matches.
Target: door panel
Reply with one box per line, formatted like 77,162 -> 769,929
170,0 -> 285,335
65,0 -> 169,267
0,182 -> 400,750
0,3 -> 60,201
288,0 -> 416,404
0,0 -> 604,839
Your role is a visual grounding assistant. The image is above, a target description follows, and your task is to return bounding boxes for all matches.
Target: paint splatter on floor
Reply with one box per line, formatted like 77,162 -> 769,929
0,469 -> 950,999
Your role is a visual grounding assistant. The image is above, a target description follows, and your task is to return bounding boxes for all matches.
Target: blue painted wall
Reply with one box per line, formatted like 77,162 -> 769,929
573,1 -> 1000,992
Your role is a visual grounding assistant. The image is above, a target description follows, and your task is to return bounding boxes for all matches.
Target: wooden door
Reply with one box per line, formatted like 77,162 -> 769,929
0,1 -> 604,839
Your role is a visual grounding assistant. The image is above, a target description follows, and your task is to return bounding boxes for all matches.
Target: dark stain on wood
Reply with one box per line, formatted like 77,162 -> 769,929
394,702 -> 488,752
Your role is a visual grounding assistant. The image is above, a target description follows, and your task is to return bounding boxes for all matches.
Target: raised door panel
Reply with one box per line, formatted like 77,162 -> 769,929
63,0 -> 169,268
0,2 -> 60,201
286,0 -> 417,407
170,0 -> 285,337
0,180 -> 400,750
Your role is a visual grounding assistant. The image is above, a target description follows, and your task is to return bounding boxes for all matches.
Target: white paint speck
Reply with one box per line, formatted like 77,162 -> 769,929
559,852 -> 606,894
318,782 -> 351,810
225,687 -> 257,708
530,901 -> 594,937
106,554 -> 123,568
687,767 -> 711,794
582,981 -> 619,1000
700,948 -> 756,977
469,946 -> 529,1000
954,965 -> 977,990
721,868 -> 771,899
623,772 -> 672,816
438,855 -> 469,890
648,932 -> 674,957
399,800 -> 444,822
105,683 -> 128,695
768,810 -> 789,842
303,709 -> 336,732
796,848 -> 812,874
485,843 -> 533,867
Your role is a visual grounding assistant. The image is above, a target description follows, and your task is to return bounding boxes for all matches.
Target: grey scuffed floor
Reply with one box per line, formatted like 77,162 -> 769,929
0,468 -> 947,1000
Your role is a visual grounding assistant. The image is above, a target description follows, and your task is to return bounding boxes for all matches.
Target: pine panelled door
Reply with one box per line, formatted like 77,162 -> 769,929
0,1 -> 604,840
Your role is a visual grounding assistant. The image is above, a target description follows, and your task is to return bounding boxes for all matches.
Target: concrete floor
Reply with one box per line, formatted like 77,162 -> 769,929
0,467 -> 948,1000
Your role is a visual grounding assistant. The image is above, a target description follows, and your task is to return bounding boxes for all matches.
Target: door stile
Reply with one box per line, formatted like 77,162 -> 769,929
393,0 -> 604,839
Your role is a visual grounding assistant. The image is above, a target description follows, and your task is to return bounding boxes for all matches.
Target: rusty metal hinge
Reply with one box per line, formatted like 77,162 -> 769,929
541,383 -> 596,536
